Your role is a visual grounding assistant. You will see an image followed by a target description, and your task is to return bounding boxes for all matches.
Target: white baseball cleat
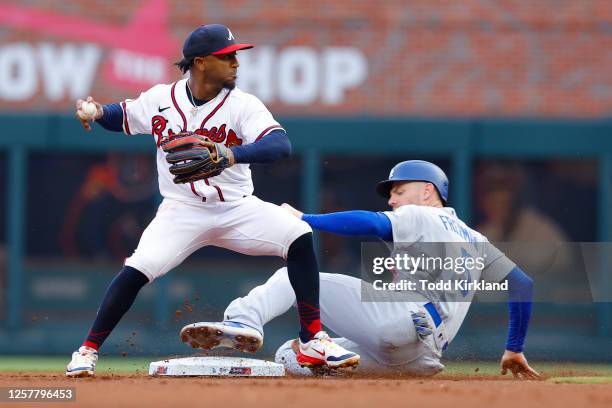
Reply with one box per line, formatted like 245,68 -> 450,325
180,321 -> 263,353
297,331 -> 360,369
65,346 -> 98,377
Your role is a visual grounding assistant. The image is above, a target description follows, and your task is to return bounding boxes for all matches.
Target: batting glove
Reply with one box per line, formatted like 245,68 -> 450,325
411,311 -> 433,340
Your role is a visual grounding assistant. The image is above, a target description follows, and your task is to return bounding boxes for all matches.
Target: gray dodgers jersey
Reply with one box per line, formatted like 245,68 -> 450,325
383,205 -> 516,342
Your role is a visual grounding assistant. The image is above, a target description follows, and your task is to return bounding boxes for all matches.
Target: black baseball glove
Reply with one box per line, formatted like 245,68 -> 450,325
161,131 -> 233,184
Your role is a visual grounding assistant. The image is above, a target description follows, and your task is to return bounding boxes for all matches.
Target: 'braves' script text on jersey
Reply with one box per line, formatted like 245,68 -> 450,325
121,79 -> 283,203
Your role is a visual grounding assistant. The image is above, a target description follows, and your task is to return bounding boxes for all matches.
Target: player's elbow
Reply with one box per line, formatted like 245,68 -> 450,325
520,273 -> 534,296
515,266 -> 533,288
263,129 -> 292,161
507,266 -> 534,301
278,132 -> 292,158
524,273 -> 533,288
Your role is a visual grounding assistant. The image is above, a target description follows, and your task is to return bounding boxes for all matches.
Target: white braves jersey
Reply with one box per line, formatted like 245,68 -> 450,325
384,205 -> 516,342
120,79 -> 283,203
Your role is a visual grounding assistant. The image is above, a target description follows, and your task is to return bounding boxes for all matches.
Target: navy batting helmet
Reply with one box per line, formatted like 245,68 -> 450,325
376,160 -> 449,204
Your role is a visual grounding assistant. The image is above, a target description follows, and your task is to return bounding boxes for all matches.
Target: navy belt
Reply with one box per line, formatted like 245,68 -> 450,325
423,302 -> 448,351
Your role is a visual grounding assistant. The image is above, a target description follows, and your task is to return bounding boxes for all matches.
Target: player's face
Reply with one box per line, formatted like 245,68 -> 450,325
204,52 -> 240,89
388,181 -> 429,210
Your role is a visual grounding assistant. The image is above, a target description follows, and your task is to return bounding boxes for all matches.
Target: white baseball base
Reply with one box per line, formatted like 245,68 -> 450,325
149,356 -> 285,377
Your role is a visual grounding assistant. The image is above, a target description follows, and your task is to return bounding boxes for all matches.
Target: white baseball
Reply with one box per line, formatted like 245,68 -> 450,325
81,101 -> 98,118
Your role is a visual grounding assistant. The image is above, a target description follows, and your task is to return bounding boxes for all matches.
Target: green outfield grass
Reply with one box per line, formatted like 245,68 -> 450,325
442,361 -> 612,377
0,356 -> 153,373
548,376 -> 612,384
1,357 -> 611,383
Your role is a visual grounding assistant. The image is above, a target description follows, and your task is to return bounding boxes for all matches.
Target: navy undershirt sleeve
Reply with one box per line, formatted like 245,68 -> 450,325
230,129 -> 291,164
504,266 -> 533,353
95,103 -> 124,132
301,211 -> 393,241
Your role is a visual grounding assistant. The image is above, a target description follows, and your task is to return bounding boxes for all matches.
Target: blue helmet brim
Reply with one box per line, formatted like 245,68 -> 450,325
376,180 -> 394,198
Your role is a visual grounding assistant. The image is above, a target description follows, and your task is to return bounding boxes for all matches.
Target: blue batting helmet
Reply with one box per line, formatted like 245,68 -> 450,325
376,160 -> 449,204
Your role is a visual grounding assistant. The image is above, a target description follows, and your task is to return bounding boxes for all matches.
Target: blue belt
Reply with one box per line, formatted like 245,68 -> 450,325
423,302 -> 448,351
424,302 -> 442,327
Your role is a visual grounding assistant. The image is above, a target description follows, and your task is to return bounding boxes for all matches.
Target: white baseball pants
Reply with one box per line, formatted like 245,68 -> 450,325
224,267 -> 445,375
125,196 -> 312,281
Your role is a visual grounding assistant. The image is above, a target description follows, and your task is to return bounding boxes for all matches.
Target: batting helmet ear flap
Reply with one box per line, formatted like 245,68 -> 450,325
377,160 -> 449,204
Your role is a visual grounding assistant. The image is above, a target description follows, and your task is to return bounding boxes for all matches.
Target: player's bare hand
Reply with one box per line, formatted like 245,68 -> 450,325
76,96 -> 103,131
280,203 -> 303,219
500,350 -> 541,380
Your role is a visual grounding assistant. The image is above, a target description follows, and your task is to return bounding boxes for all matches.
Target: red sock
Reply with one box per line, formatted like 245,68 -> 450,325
82,340 -> 100,351
297,302 -> 321,342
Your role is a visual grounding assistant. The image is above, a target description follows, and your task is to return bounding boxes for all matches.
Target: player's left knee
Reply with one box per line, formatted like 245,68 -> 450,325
271,267 -> 289,280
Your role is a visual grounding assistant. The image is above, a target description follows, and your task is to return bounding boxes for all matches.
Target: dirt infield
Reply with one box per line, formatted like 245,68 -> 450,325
1,372 -> 611,408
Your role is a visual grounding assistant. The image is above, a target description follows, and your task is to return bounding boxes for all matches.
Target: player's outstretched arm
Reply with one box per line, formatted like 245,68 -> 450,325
500,350 -> 541,380
75,96 -> 103,131
501,266 -> 541,380
280,204 -> 393,240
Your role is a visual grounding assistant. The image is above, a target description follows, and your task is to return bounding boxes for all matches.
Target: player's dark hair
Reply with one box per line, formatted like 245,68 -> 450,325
174,57 -> 194,74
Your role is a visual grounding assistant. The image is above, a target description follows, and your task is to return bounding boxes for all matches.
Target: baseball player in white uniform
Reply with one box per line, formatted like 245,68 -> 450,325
66,24 -> 358,377
183,161 -> 541,378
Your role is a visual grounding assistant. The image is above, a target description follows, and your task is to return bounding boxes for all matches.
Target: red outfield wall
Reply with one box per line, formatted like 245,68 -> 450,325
0,0 -> 611,117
